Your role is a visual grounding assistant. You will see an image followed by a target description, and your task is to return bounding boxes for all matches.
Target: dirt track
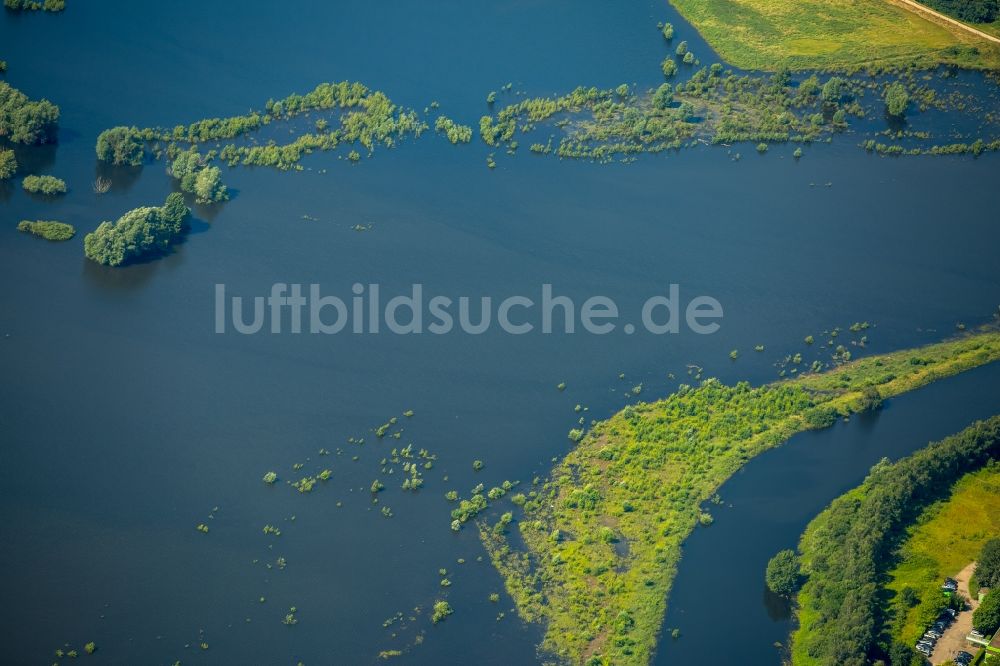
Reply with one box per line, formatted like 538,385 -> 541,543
930,562 -> 979,665
887,0 -> 1000,46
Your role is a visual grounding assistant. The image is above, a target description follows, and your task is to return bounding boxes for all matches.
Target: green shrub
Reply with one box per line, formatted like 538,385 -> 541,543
21,174 -> 66,194
885,82 -> 909,118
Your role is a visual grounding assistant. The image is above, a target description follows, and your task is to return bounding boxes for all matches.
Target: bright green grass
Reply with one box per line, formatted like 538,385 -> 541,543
665,0 -> 1000,71
484,330 -> 1000,665
886,464 -> 1000,644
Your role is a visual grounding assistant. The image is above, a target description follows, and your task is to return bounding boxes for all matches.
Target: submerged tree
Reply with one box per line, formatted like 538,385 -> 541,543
169,149 -> 228,203
652,83 -> 674,110
96,126 -> 144,166
822,76 -> 845,105
83,192 -> 190,266
884,82 -> 909,118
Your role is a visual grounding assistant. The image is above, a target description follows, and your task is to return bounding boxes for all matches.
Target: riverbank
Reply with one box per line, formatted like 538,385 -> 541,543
483,330 -> 1000,665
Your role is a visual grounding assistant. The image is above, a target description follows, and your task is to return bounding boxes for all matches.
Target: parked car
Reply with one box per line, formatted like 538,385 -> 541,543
956,653 -> 973,666
916,644 -> 932,656
944,607 -> 957,618
925,629 -> 942,639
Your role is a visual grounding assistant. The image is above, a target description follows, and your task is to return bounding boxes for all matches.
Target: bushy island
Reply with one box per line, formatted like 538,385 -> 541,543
17,220 -> 74,241
0,81 -> 59,144
480,331 -> 1000,665
83,193 -> 189,266
21,174 -> 66,195
779,418 -> 1000,666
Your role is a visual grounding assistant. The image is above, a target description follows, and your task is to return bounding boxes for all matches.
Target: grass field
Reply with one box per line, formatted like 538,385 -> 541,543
665,0 -> 1000,70
483,330 -> 1000,665
886,464 -> 1000,644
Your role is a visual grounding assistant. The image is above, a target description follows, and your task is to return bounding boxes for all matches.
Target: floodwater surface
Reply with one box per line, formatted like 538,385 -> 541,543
1,1 -> 999,664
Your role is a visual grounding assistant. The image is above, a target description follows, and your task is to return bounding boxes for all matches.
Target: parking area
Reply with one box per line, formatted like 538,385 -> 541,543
929,562 -> 979,665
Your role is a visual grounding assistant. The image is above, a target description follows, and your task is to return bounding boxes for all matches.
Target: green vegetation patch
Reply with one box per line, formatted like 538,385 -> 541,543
482,331 -> 1000,665
665,0 -> 1000,70
481,68 -> 863,163
96,81 -> 427,172
17,220 -> 74,241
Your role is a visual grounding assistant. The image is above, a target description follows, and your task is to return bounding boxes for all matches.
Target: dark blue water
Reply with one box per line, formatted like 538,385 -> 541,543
2,2 -> 999,665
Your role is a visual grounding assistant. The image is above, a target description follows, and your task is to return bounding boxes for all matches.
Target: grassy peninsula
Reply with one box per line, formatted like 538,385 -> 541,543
482,330 -> 1000,665
788,421 -> 1000,665
665,0 -> 1000,71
